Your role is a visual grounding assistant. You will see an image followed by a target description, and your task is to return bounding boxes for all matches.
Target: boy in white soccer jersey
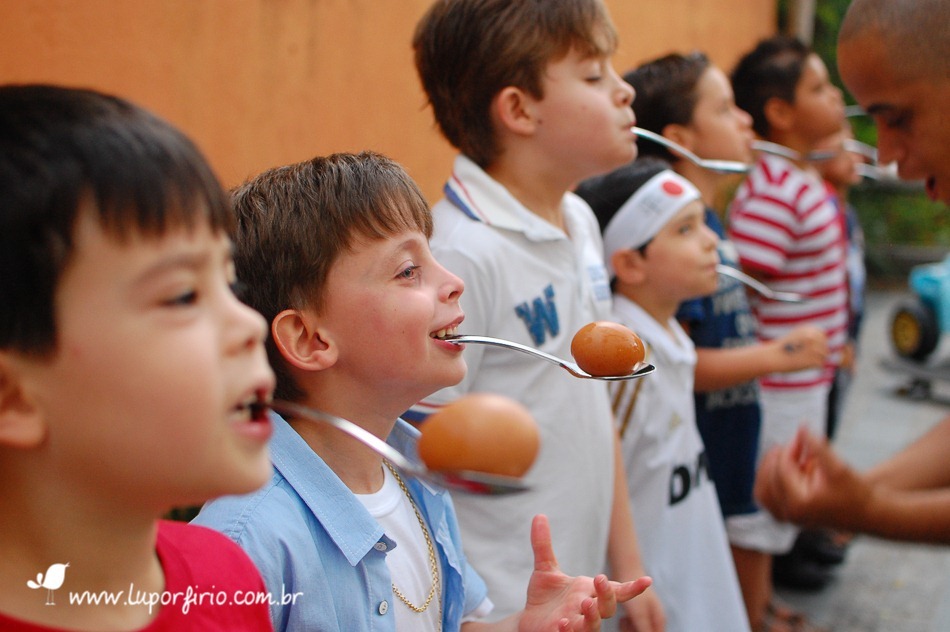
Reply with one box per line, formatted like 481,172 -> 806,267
577,161 -> 750,632
408,1 -> 664,629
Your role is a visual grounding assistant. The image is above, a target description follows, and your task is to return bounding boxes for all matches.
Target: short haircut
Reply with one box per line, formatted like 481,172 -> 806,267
414,0 -> 618,168
0,84 -> 232,356
624,52 -> 711,162
731,36 -> 810,138
230,151 -> 433,401
840,0 -> 950,80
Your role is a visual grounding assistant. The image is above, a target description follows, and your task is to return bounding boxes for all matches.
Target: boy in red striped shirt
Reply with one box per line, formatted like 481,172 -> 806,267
726,35 -> 849,616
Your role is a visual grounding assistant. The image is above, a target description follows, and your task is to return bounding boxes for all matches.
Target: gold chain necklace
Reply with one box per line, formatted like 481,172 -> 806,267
384,461 -> 442,621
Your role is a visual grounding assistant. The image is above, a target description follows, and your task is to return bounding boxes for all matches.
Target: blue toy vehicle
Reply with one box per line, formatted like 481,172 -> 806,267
890,255 -> 950,361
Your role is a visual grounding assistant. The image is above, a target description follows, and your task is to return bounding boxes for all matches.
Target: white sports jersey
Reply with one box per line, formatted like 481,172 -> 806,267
609,295 -> 750,632
410,155 -> 615,620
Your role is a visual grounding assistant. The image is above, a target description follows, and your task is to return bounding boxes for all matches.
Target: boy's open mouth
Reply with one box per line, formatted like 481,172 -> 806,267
236,391 -> 271,422
431,325 -> 460,340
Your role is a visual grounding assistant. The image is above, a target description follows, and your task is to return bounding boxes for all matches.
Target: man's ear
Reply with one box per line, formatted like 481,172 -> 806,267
271,309 -> 338,372
611,248 -> 647,286
492,86 -> 538,136
763,96 -> 795,134
0,355 -> 47,449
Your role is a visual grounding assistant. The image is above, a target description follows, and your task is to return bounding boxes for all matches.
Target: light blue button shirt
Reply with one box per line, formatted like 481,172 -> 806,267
193,412 -> 487,631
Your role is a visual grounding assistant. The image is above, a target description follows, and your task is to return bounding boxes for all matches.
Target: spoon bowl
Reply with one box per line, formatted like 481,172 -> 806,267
717,264 -> 806,303
445,334 -> 655,381
270,400 -> 529,496
633,127 -> 751,174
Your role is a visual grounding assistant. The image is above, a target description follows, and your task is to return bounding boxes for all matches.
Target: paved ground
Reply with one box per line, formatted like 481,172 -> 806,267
774,289 -> 950,631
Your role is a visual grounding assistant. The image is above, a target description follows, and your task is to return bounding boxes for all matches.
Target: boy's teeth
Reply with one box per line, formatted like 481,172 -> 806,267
433,326 -> 458,339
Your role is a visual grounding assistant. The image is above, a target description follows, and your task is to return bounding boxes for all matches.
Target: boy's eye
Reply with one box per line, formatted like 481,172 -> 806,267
164,290 -> 198,307
879,112 -> 909,131
398,265 -> 421,281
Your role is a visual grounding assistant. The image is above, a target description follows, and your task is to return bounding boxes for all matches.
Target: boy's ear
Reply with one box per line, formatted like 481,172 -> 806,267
492,86 -> 537,136
662,123 -> 694,151
763,97 -> 795,133
271,309 -> 338,372
0,355 -> 47,448
611,249 -> 647,286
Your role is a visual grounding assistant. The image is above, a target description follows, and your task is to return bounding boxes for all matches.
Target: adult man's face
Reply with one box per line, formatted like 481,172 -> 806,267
839,34 -> 950,204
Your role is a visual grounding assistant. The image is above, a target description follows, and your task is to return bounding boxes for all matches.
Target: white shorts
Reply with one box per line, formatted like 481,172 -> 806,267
727,384 -> 831,554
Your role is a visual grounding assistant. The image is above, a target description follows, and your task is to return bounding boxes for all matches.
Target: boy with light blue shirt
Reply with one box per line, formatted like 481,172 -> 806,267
193,151 -> 652,631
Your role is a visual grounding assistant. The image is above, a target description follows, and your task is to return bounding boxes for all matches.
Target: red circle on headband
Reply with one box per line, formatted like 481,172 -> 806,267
662,180 -> 684,196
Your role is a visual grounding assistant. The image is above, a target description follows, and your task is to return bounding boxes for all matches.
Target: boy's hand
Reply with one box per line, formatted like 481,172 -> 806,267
774,325 -> 828,373
519,514 -> 653,631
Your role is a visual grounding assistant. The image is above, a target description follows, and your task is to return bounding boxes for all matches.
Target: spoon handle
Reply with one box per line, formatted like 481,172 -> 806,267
445,335 -> 656,381
270,400 -> 529,495
716,265 -> 805,303
271,400 -> 418,472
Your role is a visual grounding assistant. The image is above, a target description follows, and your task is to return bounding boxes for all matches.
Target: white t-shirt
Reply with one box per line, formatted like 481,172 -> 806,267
609,295 -> 750,632
410,155 -> 616,620
356,466 -> 444,632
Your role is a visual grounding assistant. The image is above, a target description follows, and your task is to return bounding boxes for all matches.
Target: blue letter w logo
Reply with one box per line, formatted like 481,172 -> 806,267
515,284 -> 559,346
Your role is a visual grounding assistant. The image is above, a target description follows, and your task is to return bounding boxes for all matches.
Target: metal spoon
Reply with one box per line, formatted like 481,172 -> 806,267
751,140 -> 839,162
855,162 -> 900,181
445,334 -> 656,381
633,127 -> 751,174
843,139 -> 878,163
270,400 -> 528,496
716,264 -> 806,303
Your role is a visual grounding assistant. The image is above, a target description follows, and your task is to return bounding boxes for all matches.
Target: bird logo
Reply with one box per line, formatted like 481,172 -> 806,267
27,563 -> 69,606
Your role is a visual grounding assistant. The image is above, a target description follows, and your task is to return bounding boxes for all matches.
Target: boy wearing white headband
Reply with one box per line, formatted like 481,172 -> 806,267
577,160 -> 751,632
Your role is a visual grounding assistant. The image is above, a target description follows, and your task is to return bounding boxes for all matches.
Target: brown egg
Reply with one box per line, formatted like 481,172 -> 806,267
570,321 -> 645,377
417,393 -> 540,477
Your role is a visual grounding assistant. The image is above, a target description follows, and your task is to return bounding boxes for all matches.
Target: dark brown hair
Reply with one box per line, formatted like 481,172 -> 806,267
230,151 -> 433,401
0,84 -> 232,356
731,36 -> 810,138
624,52 -> 711,162
414,0 -> 618,167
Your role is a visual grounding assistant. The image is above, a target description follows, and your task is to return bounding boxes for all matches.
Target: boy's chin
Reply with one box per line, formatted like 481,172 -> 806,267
206,453 -> 273,501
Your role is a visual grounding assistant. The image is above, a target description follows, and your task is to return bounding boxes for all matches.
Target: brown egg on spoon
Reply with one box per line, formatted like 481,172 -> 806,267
417,393 -> 540,478
570,321 -> 645,377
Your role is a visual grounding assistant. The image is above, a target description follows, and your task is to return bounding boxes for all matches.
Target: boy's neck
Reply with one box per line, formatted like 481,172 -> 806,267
0,467 -> 165,629
286,389 -> 399,495
674,162 -> 719,209
616,285 -> 680,336
766,130 -> 823,171
484,153 -> 572,231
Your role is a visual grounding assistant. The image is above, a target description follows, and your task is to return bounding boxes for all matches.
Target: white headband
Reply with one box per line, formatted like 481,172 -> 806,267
601,170 -> 702,275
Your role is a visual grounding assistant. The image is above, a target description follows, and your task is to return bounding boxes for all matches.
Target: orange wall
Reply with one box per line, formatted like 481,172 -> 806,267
0,1 -> 774,202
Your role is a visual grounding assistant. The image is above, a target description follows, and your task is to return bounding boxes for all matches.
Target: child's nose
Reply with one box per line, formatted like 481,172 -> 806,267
228,293 -> 269,353
440,267 -> 464,302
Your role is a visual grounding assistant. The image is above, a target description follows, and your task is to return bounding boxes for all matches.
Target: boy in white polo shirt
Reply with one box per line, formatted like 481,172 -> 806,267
408,0 -> 664,628
577,160 -> 751,632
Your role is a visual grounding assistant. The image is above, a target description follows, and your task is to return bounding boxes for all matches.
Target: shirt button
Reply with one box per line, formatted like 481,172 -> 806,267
374,542 -> 388,551
378,600 -> 389,615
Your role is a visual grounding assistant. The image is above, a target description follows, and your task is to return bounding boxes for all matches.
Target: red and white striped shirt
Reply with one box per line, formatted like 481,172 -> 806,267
728,154 -> 848,389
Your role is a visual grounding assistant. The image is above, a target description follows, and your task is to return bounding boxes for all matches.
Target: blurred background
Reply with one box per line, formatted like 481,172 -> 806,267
1,0 -> 944,277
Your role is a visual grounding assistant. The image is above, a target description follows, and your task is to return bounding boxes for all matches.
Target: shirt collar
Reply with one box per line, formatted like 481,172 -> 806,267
267,412 -> 444,566
443,154 -> 574,241
612,294 -> 696,365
